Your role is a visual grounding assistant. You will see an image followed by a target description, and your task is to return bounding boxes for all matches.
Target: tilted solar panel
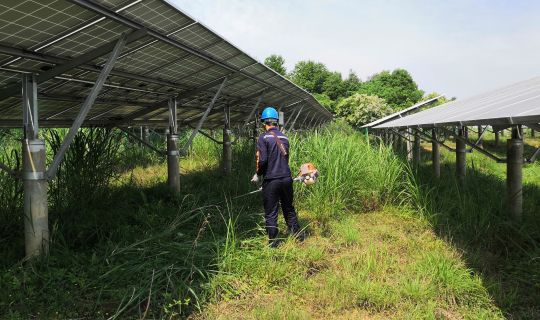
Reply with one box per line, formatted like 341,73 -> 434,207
0,0 -> 332,129
375,77 -> 540,129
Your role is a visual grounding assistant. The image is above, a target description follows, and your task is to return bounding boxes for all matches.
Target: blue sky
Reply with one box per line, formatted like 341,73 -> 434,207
169,0 -> 540,99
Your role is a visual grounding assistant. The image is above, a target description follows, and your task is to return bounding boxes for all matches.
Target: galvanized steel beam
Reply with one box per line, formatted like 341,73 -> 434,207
167,97 -> 180,193
183,77 -> 227,151
455,127 -> 467,181
507,126 -> 523,221
118,127 -> 165,156
46,33 -> 127,180
432,129 -> 440,178
222,105 -> 232,175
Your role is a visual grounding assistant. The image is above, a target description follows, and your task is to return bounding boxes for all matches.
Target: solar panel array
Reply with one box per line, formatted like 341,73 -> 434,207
375,77 -> 540,129
0,0 -> 332,129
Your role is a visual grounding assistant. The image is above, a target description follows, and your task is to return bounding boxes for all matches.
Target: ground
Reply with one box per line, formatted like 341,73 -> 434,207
1,127 -> 537,319
194,207 -> 502,319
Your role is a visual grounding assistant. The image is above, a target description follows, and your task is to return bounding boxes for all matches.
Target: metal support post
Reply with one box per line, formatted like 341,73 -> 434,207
413,131 -> 421,165
531,129 -> 535,138
143,126 -> 149,143
287,105 -> 304,131
456,127 -> 467,182
406,129 -> 413,162
23,139 -> 48,258
432,129 -> 440,178
167,98 -> 180,193
494,131 -> 500,147
477,125 -> 483,147
21,74 -> 48,258
222,105 -> 232,175
507,126 -> 523,221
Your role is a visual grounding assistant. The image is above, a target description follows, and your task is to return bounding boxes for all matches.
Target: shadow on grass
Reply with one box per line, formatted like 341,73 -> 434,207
397,141 -> 540,319
0,162 -> 269,318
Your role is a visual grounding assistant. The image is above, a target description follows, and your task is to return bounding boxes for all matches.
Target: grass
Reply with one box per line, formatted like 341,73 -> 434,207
199,209 -> 502,319
400,129 -> 540,318
0,123 -> 537,318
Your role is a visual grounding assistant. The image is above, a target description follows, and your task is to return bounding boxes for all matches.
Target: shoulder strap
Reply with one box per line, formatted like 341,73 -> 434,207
269,131 -> 288,157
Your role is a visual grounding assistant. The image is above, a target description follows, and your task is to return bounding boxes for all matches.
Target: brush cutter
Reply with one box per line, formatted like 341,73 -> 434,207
293,162 -> 320,186
248,162 -> 320,195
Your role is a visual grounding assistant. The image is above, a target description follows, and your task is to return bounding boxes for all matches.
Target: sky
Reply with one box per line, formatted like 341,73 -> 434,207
169,0 -> 540,99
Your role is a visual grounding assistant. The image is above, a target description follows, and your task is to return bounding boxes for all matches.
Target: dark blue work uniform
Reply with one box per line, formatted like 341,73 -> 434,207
256,127 -> 300,240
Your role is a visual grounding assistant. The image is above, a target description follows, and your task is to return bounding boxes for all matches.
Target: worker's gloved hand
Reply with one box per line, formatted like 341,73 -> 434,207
250,173 -> 261,184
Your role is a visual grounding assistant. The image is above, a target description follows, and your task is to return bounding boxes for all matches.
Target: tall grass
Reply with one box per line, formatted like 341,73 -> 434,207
1,123 -> 518,318
0,130 -> 23,263
288,121 -> 416,226
46,128 -> 124,209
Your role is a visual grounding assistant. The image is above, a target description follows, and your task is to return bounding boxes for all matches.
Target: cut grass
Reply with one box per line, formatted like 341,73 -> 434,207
197,209 -> 502,320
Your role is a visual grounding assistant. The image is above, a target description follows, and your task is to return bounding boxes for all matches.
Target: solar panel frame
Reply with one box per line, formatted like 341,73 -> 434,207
0,0 -> 332,129
375,77 -> 540,129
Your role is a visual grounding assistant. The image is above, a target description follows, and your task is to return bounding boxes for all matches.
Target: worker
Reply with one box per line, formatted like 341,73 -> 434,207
251,106 -> 302,247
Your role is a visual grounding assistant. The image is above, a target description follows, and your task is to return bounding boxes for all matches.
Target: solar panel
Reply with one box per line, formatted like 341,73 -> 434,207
0,0 -> 331,129
375,77 -> 540,129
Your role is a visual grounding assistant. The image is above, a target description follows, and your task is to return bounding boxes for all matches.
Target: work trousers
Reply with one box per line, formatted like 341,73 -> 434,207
262,176 -> 300,239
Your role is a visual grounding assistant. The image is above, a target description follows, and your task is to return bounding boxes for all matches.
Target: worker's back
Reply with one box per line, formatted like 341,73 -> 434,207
256,127 -> 292,180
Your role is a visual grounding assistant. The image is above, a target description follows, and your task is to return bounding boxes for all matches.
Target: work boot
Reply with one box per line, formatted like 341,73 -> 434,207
293,231 -> 306,242
288,229 -> 306,242
268,238 -> 283,248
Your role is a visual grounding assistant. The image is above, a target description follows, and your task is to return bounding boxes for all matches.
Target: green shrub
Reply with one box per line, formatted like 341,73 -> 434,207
334,93 -> 392,128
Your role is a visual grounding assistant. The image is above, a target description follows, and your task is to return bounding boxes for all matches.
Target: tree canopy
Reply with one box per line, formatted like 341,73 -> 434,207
262,54 -> 434,122
289,60 -> 331,94
359,69 -> 423,110
264,54 -> 287,76
422,92 -> 455,107
322,72 -> 346,100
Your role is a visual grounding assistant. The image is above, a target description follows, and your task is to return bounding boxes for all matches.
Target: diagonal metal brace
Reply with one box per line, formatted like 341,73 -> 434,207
183,77 -> 227,151
244,90 -> 265,126
186,124 -> 222,144
118,127 -> 165,156
390,129 -> 414,143
287,105 -> 304,131
412,128 -> 455,152
0,162 -> 20,179
526,147 -> 540,164
46,33 -> 128,180
474,125 -> 488,146
440,127 -> 505,163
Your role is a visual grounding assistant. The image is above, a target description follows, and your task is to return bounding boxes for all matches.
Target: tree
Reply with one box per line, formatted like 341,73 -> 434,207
322,72 -> 346,100
421,92 -> 453,108
313,93 -> 336,112
335,93 -> 392,128
359,69 -> 423,110
264,54 -> 287,76
289,60 -> 330,94
342,70 -> 362,97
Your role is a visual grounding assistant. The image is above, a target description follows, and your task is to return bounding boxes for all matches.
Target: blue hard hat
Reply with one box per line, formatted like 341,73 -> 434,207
261,106 -> 279,121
